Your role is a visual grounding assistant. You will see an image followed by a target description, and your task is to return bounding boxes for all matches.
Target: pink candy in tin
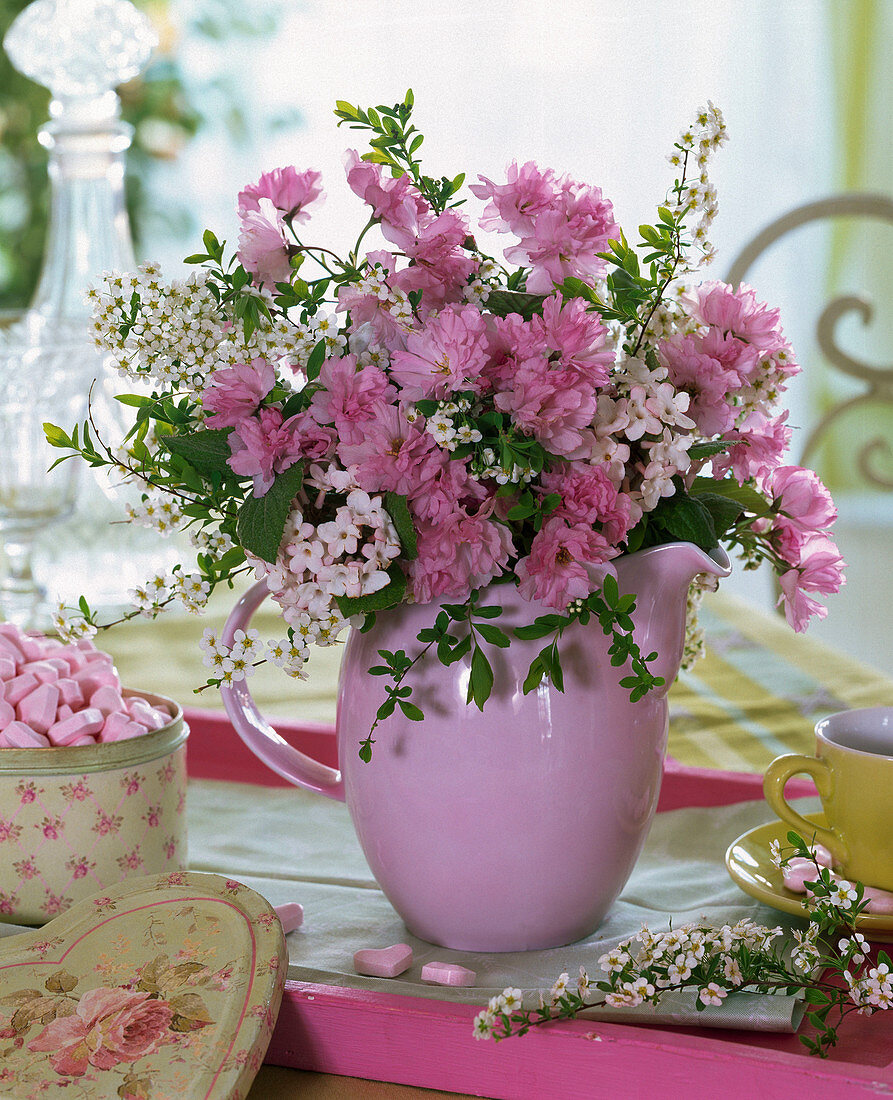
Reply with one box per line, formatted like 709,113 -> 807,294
0,624 -> 170,749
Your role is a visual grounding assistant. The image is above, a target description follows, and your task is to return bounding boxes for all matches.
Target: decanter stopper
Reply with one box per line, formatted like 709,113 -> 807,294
4,0 -> 157,126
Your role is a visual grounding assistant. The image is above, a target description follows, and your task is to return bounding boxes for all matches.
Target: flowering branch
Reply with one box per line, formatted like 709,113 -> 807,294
473,833 -> 892,1055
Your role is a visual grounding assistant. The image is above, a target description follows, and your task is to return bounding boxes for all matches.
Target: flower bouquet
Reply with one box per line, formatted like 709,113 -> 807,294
46,91 -> 843,760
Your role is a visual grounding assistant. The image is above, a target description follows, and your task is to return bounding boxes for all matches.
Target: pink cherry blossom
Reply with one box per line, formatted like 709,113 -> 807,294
389,209 -> 478,308
390,305 -> 489,399
540,462 -> 634,544
237,198 -> 293,286
203,358 -> 275,428
515,517 -> 616,609
228,407 -> 307,495
531,294 -> 613,382
409,509 -> 514,604
471,161 -> 562,236
407,450 -> 487,524
690,280 -> 792,358
28,987 -> 174,1075
344,150 -> 429,238
712,410 -> 791,484
764,465 -> 837,533
238,166 -> 324,222
495,354 -> 601,459
658,330 -> 758,436
308,354 -> 397,444
338,404 -> 441,496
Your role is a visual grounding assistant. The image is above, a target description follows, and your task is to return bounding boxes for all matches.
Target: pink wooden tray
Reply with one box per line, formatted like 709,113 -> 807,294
184,708 -> 893,1099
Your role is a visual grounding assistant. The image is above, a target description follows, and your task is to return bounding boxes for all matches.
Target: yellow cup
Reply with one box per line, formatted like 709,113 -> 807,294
763,706 -> 893,891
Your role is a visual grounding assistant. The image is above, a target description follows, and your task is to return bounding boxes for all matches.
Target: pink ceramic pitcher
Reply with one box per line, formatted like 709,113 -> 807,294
221,542 -> 730,951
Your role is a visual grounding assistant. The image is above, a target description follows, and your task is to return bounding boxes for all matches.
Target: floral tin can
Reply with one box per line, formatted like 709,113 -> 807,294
0,691 -> 187,926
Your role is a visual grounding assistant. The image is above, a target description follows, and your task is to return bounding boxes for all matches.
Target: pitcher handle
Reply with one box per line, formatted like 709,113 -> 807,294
762,753 -> 844,865
219,581 -> 345,801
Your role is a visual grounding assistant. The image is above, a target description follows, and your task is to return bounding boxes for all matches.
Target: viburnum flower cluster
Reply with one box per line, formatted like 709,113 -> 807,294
48,92 -> 844,743
473,832 -> 892,1056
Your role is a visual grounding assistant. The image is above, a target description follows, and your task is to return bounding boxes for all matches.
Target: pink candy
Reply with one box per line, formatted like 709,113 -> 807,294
274,902 -> 304,935
353,944 -> 413,978
0,623 -> 171,750
420,961 -> 477,987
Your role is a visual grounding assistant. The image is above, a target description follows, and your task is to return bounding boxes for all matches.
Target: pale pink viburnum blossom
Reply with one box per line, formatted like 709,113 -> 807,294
202,358 -> 275,428
390,305 -> 490,399
515,517 -> 616,610
238,166 -> 324,222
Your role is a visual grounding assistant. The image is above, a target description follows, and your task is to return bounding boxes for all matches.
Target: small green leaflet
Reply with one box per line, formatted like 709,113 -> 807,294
163,429 -> 234,477
236,462 -> 304,564
654,494 -> 717,551
689,476 -> 771,516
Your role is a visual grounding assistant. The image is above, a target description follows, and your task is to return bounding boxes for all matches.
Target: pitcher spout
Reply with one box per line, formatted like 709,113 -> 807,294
613,542 -> 732,692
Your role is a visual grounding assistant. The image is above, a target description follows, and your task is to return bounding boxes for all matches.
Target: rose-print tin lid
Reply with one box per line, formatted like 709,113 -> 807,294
0,871 -> 286,1099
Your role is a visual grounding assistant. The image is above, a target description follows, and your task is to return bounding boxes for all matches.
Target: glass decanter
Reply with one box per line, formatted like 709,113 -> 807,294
1,0 -> 170,627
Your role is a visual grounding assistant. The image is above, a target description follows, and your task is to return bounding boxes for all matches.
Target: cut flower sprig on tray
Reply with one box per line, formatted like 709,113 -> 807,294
46,92 -> 844,757
473,832 -> 892,1057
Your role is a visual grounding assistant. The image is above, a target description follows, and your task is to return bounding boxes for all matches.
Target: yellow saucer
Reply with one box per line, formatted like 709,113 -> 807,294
725,812 -> 893,942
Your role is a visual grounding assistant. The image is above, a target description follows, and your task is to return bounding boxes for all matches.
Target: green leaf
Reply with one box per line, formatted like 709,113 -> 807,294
601,573 -> 619,607
384,492 -> 418,560
398,700 -> 424,721
336,566 -> 407,616
486,289 -> 548,321
653,493 -> 717,550
43,423 -> 73,449
236,461 -> 305,563
688,440 -> 732,460
358,738 -> 374,763
476,623 -> 510,648
162,428 -> 234,477
689,476 -> 770,516
695,492 -> 745,540
113,394 -> 153,408
468,646 -> 494,709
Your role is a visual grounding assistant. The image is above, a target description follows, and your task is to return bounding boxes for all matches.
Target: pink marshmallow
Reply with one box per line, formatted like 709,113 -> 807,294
2,722 -> 51,748
420,961 -> 476,987
56,679 -> 84,708
0,655 -> 16,681
0,701 -> 14,731
56,704 -> 74,721
5,673 -> 39,706
274,902 -> 304,934
19,636 -> 48,661
21,660 -> 60,685
99,713 -> 146,743
47,708 -> 105,746
71,666 -> 119,698
89,685 -> 125,716
125,697 -> 167,731
16,683 -> 60,734
67,735 -> 97,747
353,943 -> 413,978
0,637 -> 23,666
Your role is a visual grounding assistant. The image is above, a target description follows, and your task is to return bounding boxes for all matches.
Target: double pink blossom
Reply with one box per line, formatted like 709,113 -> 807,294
309,354 -> 397,444
228,407 -> 331,496
777,535 -> 846,631
237,198 -> 293,287
516,517 -> 616,609
390,305 -> 489,399
203,358 -> 275,428
338,404 -> 441,496
238,166 -> 324,222
408,508 -> 513,604
344,150 -> 429,239
712,410 -> 791,484
764,465 -> 837,533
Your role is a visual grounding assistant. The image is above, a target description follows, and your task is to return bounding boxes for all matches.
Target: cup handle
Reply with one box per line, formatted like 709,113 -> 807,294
219,581 -> 345,801
762,753 -> 845,864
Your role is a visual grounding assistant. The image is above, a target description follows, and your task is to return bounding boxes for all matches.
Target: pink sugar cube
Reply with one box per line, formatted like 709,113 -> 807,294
56,679 -> 84,708
0,700 -> 15,731
16,682 -> 60,735
126,697 -> 167,731
100,712 -> 146,743
2,721 -> 51,748
353,943 -> 413,978
22,660 -> 61,685
48,708 -> 104,746
5,673 -> 38,707
420,961 -> 476,987
0,655 -> 16,682
89,685 -> 125,716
